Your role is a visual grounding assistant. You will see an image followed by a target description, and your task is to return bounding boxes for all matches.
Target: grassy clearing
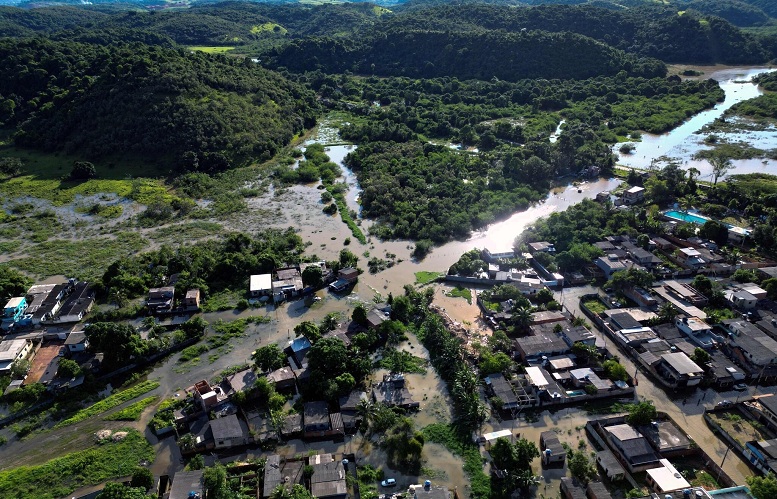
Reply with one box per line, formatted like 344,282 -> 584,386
54,380 -> 160,429
8,232 -> 148,280
103,396 -> 158,421
415,271 -> 444,285
325,185 -> 366,243
0,175 -> 172,207
189,46 -> 236,53
445,286 -> 472,304
377,350 -> 426,374
149,221 -> 224,244
201,289 -> 241,312
422,423 -> 487,498
0,429 -> 154,499
581,298 -> 607,314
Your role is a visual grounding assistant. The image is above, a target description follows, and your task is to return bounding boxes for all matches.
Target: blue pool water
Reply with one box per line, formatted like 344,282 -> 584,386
566,390 -> 586,397
664,210 -> 710,225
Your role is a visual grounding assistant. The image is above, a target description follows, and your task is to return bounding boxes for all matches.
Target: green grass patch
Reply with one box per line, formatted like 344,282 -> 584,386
422,423 -> 488,499
178,343 -> 210,363
54,380 -> 160,429
581,298 -> 607,314
415,271 -> 443,285
201,289 -> 241,312
8,231 -> 148,280
0,429 -> 154,499
250,23 -> 287,35
103,396 -> 158,421
149,221 -> 224,244
377,350 -> 426,374
188,46 -> 236,54
325,185 -> 366,244
445,286 -> 471,304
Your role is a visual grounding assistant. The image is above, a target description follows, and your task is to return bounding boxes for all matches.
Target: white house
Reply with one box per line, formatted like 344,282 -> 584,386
0,339 -> 33,373
249,274 -> 273,297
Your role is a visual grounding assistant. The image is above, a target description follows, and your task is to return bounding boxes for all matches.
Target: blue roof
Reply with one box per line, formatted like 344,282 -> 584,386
291,337 -> 311,352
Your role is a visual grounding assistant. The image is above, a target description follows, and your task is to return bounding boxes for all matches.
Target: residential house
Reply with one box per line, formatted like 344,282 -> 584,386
224,368 -> 258,394
263,455 -> 284,499
664,281 -> 708,307
540,431 -> 565,465
64,331 -> 88,354
366,308 -> 388,329
749,395 -> 777,432
483,247 -> 515,262
559,324 -> 596,347
0,339 -> 33,373
528,242 -> 556,254
621,242 -> 661,268
530,311 -> 566,325
193,380 -> 219,412
560,477 -> 588,499
637,420 -> 691,454
675,316 -> 722,349
656,352 -> 704,388
210,414 -> 249,449
623,287 -> 658,308
300,261 -> 333,284
329,268 -> 358,292
281,414 -> 303,439
304,401 -> 331,436
267,367 -> 297,392
743,438 -> 777,476
147,286 -> 175,314
708,352 -> 745,389
675,248 -> 706,270
309,454 -> 347,499
645,459 -> 691,494
338,268 -> 359,283
485,374 -> 520,410
621,186 -> 645,205
596,449 -> 625,481
249,274 -> 273,297
615,327 -> 658,347
586,482 -> 613,499
184,289 -> 201,309
27,283 -> 67,325
272,268 -> 304,302
515,332 -> 569,362
604,423 -> 661,473
339,390 -> 367,431
596,255 -> 627,279
372,373 -> 419,409
725,290 -> 758,310
169,470 -> 204,499
723,320 -> 777,372
3,297 -> 27,322
55,282 -> 94,323
289,337 -> 311,368
570,368 -> 613,391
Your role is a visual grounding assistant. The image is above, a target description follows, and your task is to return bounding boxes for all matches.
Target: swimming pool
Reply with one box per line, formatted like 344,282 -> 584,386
566,390 -> 586,397
664,210 -> 711,225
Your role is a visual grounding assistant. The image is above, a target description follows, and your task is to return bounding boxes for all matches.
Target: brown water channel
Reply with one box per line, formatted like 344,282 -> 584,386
615,66 -> 777,179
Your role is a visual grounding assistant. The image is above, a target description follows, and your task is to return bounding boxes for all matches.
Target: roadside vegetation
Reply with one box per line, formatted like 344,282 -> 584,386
54,380 -> 160,429
0,429 -> 154,499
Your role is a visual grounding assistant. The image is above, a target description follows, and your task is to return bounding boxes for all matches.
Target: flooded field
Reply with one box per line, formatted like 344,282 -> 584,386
616,66 -> 777,179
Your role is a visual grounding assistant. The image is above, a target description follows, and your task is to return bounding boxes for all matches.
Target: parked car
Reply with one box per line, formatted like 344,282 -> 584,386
717,400 -> 733,408
733,383 -> 748,391
381,479 -> 397,487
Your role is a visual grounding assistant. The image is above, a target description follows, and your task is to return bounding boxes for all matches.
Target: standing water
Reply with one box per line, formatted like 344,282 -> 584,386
615,66 -> 777,179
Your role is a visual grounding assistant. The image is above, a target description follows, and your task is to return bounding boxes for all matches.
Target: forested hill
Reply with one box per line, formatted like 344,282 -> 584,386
0,2 -> 773,66
0,39 -> 319,172
264,30 -> 664,81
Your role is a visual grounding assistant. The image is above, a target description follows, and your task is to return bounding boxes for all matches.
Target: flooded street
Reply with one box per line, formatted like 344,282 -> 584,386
616,66 -> 777,179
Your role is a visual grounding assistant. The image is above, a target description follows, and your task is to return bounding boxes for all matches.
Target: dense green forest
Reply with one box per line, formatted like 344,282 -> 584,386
0,38 -> 318,171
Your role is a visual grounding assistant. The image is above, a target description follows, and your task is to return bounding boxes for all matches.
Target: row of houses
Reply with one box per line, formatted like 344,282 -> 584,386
2,278 -> 94,331
248,264 -> 359,302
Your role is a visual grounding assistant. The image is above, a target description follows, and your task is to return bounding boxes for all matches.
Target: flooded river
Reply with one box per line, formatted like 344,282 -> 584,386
616,66 -> 777,179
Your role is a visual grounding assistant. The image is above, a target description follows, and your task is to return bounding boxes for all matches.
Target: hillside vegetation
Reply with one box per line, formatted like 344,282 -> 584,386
0,38 -> 318,172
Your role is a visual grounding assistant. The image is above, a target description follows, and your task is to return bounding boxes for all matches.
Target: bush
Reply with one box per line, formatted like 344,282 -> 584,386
69,161 -> 96,180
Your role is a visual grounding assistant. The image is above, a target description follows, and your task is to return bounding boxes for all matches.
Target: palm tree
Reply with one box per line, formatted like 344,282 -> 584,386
511,307 -> 532,335
688,167 -> 701,182
356,399 -> 376,434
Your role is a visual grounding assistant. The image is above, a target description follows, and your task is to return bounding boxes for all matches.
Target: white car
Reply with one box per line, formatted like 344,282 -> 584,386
381,479 -> 396,487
